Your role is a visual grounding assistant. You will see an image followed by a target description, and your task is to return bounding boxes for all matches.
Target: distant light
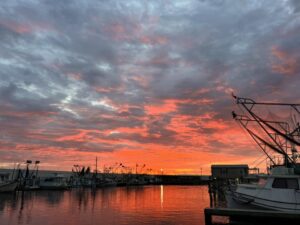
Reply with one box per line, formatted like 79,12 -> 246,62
160,168 -> 163,175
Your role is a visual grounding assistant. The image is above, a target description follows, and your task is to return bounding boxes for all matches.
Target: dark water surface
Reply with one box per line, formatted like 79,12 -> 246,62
0,185 -> 210,225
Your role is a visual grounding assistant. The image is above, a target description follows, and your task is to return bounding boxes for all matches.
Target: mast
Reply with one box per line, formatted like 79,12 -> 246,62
95,157 -> 98,175
232,95 -> 300,167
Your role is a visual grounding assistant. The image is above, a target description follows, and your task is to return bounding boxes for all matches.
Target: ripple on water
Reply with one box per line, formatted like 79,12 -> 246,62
0,185 -> 210,225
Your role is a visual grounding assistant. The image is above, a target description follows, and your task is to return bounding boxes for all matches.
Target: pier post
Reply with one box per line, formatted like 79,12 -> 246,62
204,208 -> 212,225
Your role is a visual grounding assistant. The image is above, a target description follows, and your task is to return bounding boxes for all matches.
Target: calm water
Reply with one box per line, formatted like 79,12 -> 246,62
0,185 -> 210,225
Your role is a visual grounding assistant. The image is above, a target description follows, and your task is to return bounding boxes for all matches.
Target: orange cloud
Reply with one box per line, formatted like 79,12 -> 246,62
130,75 -> 150,88
57,130 -> 90,142
145,98 -> 214,116
3,122 -> 262,175
271,46 -> 299,75
145,99 -> 178,115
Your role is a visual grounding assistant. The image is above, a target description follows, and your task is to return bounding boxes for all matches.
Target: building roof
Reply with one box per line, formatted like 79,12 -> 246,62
211,164 -> 249,168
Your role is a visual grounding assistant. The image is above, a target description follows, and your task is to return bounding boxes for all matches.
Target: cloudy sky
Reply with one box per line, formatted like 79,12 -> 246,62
0,0 -> 300,174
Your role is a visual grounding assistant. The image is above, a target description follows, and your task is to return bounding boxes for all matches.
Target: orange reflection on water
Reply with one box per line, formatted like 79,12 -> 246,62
0,186 -> 210,225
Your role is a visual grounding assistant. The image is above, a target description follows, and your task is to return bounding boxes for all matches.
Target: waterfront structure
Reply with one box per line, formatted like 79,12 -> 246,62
211,164 -> 249,180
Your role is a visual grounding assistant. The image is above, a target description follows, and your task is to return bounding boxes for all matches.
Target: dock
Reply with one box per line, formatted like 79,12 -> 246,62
204,208 -> 300,225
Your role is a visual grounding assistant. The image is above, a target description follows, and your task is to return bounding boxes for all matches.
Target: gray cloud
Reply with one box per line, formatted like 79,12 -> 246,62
1,0 -> 300,166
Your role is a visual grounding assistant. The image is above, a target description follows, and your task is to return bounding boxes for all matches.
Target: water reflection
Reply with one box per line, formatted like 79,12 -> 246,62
160,185 -> 164,209
0,186 -> 210,225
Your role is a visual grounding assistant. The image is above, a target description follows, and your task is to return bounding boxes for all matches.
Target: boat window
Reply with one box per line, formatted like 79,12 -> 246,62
272,178 -> 286,188
272,178 -> 299,189
286,179 -> 299,189
45,178 -> 54,182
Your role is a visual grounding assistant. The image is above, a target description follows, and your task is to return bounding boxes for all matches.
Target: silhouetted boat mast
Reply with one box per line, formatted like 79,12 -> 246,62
232,94 -> 300,167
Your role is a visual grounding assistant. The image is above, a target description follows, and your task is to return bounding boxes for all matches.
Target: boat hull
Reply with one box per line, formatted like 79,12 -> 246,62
39,182 -> 69,190
226,190 -> 300,212
0,181 -> 18,192
39,185 -> 69,190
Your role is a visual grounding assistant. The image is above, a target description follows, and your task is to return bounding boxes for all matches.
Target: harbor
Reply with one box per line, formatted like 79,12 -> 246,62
0,185 -> 210,225
0,161 -> 210,192
0,162 -> 214,225
2,95 -> 300,224
1,0 -> 300,224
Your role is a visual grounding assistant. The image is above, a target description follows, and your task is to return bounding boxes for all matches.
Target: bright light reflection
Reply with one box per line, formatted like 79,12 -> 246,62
160,185 -> 164,209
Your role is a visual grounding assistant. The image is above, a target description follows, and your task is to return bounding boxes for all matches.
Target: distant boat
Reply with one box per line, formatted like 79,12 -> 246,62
21,177 -> 40,191
19,160 -> 41,191
0,180 -> 19,192
39,174 -> 69,190
96,177 -> 117,188
0,173 -> 18,192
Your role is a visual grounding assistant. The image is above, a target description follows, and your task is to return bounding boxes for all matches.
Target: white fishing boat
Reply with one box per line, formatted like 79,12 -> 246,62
226,166 -> 300,212
226,95 -> 300,212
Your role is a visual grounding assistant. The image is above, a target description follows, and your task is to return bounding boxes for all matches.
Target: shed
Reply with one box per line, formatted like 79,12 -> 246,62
211,164 -> 249,179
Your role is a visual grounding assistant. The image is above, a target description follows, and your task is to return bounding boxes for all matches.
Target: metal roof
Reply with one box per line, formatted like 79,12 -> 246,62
211,164 -> 249,168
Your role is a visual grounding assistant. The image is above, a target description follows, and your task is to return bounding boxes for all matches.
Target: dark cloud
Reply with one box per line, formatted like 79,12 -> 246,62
0,0 -> 300,167
290,0 -> 300,13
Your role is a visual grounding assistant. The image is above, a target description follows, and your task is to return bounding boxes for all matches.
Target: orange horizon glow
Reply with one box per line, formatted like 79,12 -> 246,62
0,91 -> 271,175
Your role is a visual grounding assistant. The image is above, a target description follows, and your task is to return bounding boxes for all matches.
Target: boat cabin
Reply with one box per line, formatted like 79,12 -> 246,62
271,178 -> 299,189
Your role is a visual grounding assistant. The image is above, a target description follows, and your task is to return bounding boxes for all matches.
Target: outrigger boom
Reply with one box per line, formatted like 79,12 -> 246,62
232,94 -> 300,168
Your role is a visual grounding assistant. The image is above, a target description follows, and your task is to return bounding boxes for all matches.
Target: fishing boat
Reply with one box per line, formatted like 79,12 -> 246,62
226,95 -> 300,212
39,173 -> 69,190
96,177 -> 117,188
226,166 -> 300,211
19,160 -> 41,190
0,173 -> 18,192
0,180 -> 19,192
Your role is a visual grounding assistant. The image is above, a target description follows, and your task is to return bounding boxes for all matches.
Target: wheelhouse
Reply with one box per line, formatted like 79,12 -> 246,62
272,177 -> 299,189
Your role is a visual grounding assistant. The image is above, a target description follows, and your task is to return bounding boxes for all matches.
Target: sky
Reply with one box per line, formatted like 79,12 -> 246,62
0,0 -> 300,174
